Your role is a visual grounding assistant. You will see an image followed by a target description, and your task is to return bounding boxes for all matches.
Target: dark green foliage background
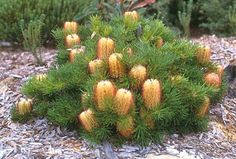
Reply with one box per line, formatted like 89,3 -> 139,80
0,0 -> 236,45
12,16 -> 226,145
0,0 -> 94,44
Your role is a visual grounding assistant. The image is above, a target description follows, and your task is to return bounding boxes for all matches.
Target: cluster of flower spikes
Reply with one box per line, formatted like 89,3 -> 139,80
13,11 -> 224,142
62,11 -> 224,139
60,11 -> 162,138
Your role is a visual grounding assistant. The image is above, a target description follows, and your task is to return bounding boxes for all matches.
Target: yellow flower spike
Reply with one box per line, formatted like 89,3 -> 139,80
97,37 -> 115,60
114,89 -> 134,115
94,80 -> 116,111
78,109 -> 98,132
108,53 -> 125,78
16,99 -> 33,115
129,65 -> 147,89
142,79 -> 162,109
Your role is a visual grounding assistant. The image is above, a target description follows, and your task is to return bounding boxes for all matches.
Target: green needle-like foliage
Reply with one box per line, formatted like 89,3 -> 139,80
12,14 -> 226,146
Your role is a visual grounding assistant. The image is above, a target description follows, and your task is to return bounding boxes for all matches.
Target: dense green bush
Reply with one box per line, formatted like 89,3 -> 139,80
12,15 -> 226,145
0,0 -> 94,44
143,0 -> 236,36
199,0 -> 236,36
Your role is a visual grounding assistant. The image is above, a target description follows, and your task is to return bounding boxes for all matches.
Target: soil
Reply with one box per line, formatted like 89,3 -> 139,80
0,35 -> 236,159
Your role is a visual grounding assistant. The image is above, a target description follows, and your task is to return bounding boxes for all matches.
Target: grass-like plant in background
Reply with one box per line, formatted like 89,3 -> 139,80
20,17 -> 45,65
228,5 -> 236,36
178,0 -> 193,38
12,12 -> 226,146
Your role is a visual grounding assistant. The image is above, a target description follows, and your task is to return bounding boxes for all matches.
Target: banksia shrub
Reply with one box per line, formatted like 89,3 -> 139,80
117,116 -> 135,138
64,21 -> 78,34
204,73 -> 221,88
16,99 -> 33,115
129,65 -> 147,89
142,79 -> 162,109
196,46 -> 211,64
88,59 -> 103,74
78,109 -> 97,132
65,34 -> 80,48
108,53 -> 125,78
196,96 -> 210,118
17,14 -> 226,145
69,48 -> 84,63
35,74 -> 47,81
114,89 -> 134,115
97,37 -> 115,59
94,80 -> 116,110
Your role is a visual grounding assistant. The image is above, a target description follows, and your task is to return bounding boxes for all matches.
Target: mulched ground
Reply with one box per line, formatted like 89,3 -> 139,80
0,35 -> 236,159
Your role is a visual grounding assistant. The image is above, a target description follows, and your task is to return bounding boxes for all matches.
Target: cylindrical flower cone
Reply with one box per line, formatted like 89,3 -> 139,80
97,37 -> 115,59
196,46 -> 211,64
94,80 -> 116,110
123,47 -> 133,56
78,109 -> 97,132
142,79 -> 162,109
117,116 -> 135,138
108,53 -> 125,78
127,48 -> 133,56
35,74 -> 47,81
170,75 -> 185,85
114,89 -> 134,115
69,48 -> 84,63
65,34 -> 80,48
124,11 -> 139,22
88,59 -> 103,74
216,64 -> 224,78
156,37 -> 164,48
81,92 -> 90,107
64,21 -> 78,34
204,73 -> 221,88
129,65 -> 147,89
197,96 -> 210,117
16,99 -> 33,115
140,107 -> 155,128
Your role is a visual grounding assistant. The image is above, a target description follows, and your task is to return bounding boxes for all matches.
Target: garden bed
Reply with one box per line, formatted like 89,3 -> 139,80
0,35 -> 235,158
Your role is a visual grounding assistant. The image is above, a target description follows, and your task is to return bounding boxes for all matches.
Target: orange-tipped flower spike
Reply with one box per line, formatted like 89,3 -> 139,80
114,89 -> 134,115
129,65 -> 147,89
94,80 -> 116,110
140,107 -> 155,128
97,37 -> 115,59
108,53 -> 125,78
196,46 -> 211,64
65,34 -> 80,48
142,79 -> 162,109
69,48 -> 84,63
204,73 -> 221,88
64,21 -> 78,34
16,98 -> 33,115
88,59 -> 103,74
35,74 -> 47,81
78,109 -> 97,132
117,116 -> 135,138
124,11 -> 139,22
197,96 -> 210,117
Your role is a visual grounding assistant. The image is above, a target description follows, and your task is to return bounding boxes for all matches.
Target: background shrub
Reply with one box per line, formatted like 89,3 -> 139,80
0,0 -> 94,45
198,0 -> 236,36
0,0 -> 235,46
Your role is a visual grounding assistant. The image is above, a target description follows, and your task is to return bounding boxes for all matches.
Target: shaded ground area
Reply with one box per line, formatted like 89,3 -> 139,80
0,35 -> 236,159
